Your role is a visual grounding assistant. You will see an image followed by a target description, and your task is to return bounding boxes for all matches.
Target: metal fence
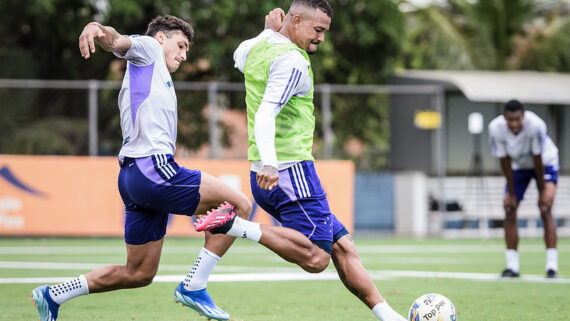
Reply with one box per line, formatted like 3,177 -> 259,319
0,79 -> 444,170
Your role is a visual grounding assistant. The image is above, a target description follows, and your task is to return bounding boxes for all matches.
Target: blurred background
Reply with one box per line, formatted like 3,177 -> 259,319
1,0 -> 570,238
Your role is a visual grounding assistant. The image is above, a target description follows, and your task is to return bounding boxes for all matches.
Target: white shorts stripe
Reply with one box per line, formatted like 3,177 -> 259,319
297,163 -> 311,197
161,154 -> 176,178
156,154 -> 173,180
295,164 -> 309,197
292,164 -> 307,198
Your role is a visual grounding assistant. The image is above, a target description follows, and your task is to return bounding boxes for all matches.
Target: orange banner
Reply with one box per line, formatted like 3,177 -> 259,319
0,155 -> 353,237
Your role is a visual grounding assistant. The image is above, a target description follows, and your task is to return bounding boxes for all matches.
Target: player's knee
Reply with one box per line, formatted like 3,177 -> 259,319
504,208 -> 517,221
231,195 -> 251,219
302,252 -> 330,273
130,270 -> 156,287
540,205 -> 553,219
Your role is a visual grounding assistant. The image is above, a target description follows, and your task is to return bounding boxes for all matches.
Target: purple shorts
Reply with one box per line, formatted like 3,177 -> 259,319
507,165 -> 559,203
118,154 -> 201,245
251,161 -> 348,254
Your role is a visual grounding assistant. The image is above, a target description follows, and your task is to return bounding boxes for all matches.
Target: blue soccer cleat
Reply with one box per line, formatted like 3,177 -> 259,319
174,282 -> 229,320
31,285 -> 60,321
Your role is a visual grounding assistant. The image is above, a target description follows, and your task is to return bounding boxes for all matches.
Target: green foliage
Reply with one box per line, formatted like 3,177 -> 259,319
404,5 -> 477,69
314,93 -> 391,170
5,117 -> 88,154
510,17 -> 570,72
402,0 -> 570,72
0,0 -> 403,160
316,0 -> 405,84
0,0 -> 103,79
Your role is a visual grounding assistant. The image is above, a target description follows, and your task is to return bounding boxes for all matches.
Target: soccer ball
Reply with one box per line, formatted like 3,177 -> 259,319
408,293 -> 457,321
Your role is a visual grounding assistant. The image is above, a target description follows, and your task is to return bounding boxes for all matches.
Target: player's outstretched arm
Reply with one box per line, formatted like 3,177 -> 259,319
79,22 -> 131,59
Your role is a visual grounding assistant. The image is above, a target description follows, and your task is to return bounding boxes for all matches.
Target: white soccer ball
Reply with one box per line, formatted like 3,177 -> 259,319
408,293 -> 457,321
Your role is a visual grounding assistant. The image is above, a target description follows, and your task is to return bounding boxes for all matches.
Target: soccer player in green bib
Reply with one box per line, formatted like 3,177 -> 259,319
196,1 -> 407,320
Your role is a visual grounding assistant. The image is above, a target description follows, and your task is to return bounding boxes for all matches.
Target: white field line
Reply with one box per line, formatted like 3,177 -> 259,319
0,244 -> 556,255
1,270 -> 569,284
0,257 -> 498,270
0,261 -> 299,273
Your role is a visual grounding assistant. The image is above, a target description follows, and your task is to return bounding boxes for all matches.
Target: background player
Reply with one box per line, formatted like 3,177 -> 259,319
30,15 -> 251,321
489,99 -> 559,278
196,1 -> 407,320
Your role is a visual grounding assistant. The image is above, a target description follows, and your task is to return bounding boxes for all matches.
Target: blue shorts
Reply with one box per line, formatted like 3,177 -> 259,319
118,154 -> 201,245
250,161 -> 348,255
507,165 -> 559,203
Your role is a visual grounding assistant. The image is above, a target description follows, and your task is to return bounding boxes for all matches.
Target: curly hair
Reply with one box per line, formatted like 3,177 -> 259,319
145,15 -> 194,43
291,0 -> 333,18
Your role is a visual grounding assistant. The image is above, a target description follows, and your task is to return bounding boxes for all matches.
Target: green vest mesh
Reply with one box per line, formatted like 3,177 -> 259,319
244,41 -> 315,162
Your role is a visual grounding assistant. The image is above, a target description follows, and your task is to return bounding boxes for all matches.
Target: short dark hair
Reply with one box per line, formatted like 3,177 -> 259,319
145,15 -> 194,44
504,99 -> 524,112
291,0 -> 333,18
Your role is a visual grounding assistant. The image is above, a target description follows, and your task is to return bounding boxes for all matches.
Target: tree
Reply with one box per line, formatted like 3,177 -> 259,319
509,13 -> 570,72
402,0 -> 570,72
1,0 -> 404,165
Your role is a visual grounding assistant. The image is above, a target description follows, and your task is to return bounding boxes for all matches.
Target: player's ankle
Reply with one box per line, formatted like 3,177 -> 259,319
227,217 -> 262,242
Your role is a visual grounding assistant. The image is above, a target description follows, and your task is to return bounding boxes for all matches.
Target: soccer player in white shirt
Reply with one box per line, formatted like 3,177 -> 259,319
489,99 -> 559,278
30,16 -> 251,321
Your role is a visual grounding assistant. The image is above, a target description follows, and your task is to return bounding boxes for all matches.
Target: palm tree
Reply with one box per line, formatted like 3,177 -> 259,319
401,0 -> 570,71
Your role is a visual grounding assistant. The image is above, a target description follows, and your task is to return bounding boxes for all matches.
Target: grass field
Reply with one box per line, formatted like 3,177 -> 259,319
1,236 -> 568,321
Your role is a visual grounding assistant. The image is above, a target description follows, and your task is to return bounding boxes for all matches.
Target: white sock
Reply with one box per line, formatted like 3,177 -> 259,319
49,274 -> 89,305
546,248 -> 558,272
226,217 -> 262,242
372,301 -> 407,321
505,249 -> 519,273
183,247 -> 220,291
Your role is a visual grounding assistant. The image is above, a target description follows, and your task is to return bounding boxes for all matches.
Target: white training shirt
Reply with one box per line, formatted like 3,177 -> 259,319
114,35 -> 177,159
234,30 -> 312,172
488,111 -> 559,170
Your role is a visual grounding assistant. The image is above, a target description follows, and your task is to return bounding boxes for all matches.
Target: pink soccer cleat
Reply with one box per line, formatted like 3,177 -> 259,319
195,202 -> 237,233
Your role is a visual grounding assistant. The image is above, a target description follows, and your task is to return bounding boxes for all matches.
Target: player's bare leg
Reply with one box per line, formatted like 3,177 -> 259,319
332,234 -> 406,321
503,200 -> 519,251
195,171 -> 252,258
31,238 -> 164,321
332,234 -> 381,308
258,225 -> 330,273
197,208 -> 332,273
539,182 -> 558,277
539,182 -> 557,249
502,200 -> 520,277
174,171 -> 252,321
198,212 -> 330,273
86,238 -> 164,292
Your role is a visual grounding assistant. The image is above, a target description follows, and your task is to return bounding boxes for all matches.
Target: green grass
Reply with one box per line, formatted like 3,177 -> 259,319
1,237 -> 569,320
